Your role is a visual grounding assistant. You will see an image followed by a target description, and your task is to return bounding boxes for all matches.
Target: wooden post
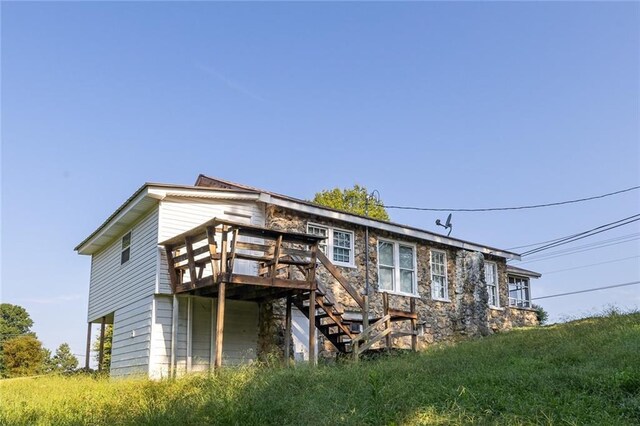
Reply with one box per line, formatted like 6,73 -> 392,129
214,283 -> 226,369
206,226 -> 219,279
410,298 -> 417,352
98,317 -> 106,372
271,235 -> 283,277
84,322 -> 92,370
309,288 -> 316,366
383,293 -> 391,350
284,295 -> 292,366
308,243 -> 318,366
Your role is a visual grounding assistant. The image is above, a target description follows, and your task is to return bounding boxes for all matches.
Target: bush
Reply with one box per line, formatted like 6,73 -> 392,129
532,303 -> 549,325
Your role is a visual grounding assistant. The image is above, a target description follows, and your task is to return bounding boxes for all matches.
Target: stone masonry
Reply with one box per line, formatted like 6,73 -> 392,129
257,204 -> 539,358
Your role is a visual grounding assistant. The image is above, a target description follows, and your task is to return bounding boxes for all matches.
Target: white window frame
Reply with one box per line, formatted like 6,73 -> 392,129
508,275 -> 531,308
485,261 -> 500,308
376,238 -> 418,296
121,231 -> 131,265
307,223 -> 355,267
430,249 -> 449,301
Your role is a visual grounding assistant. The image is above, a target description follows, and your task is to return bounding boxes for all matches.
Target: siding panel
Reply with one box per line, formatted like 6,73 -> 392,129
110,295 -> 153,377
88,208 -> 159,321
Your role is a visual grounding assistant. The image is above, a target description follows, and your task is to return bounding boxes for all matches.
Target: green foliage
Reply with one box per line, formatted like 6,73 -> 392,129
93,325 -> 113,373
532,303 -> 549,325
2,335 -> 45,378
311,185 -> 390,221
49,343 -> 79,374
0,304 -> 34,343
0,303 -> 36,377
1,313 -> 639,425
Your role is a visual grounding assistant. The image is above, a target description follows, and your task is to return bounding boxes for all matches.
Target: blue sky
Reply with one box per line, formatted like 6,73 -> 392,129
2,2 -> 638,365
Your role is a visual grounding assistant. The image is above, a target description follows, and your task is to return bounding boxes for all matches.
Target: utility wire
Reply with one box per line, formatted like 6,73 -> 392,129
383,185 -> 639,212
532,281 -> 640,300
521,214 -> 640,257
540,255 -> 640,275
517,236 -> 640,265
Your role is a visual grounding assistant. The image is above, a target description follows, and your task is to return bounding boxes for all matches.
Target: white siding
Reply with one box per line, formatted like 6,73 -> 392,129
149,295 -> 173,379
150,295 -> 259,376
157,198 -> 265,294
110,295 -> 153,377
88,208 -> 159,321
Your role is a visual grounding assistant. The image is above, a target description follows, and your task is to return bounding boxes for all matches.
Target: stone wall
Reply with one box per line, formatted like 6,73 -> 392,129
257,204 -> 538,359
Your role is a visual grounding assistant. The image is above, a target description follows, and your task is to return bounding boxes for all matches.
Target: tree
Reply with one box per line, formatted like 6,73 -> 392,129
0,303 -> 35,377
532,304 -> 549,325
92,325 -> 113,373
311,185 -> 390,221
0,303 -> 34,344
50,343 -> 79,373
2,335 -> 45,377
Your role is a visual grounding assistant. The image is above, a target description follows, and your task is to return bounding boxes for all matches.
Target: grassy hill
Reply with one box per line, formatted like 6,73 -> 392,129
1,312 -> 638,425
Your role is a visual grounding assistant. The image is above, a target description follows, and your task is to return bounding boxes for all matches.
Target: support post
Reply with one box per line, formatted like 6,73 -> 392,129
363,225 -> 370,332
84,322 -> 92,370
98,317 -> 106,372
214,228 -> 228,369
214,283 -> 226,369
171,295 -> 178,377
383,293 -> 391,350
284,295 -> 292,366
309,289 -> 316,366
410,298 -> 417,352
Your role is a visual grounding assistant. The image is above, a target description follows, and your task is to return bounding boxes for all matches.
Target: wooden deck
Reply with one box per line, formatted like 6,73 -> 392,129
159,218 -> 418,370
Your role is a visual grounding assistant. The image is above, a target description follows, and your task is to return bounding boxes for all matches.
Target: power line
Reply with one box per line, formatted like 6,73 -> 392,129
540,255 -> 640,275
532,281 -> 640,300
383,185 -> 640,212
517,236 -> 640,265
520,214 -> 640,257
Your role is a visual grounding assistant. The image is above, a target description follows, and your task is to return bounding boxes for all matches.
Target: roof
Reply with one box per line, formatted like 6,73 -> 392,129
195,174 -> 522,260
75,174 -> 526,261
506,265 -> 542,279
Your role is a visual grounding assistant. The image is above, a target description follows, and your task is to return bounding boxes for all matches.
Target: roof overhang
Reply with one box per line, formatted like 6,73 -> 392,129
261,193 -> 521,260
507,265 -> 542,278
75,184 -> 260,255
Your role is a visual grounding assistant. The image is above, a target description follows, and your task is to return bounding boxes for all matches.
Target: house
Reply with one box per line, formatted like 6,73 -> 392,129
75,175 -> 541,378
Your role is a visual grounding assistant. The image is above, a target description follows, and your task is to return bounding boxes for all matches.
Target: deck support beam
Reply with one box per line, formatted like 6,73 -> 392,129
214,230 -> 228,370
98,317 -> 106,372
84,322 -> 92,370
309,289 -> 316,366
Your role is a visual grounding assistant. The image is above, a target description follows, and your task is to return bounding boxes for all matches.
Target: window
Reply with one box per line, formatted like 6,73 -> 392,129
485,262 -> 499,307
509,276 -> 531,308
377,240 -> 417,295
430,250 -> 448,300
121,232 -> 131,264
307,223 -> 354,267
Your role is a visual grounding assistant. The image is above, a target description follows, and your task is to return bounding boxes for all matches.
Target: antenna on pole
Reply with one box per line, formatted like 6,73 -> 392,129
436,213 -> 453,236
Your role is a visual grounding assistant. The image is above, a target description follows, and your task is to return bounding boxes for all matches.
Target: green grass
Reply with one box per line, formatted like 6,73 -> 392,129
2,312 -> 639,425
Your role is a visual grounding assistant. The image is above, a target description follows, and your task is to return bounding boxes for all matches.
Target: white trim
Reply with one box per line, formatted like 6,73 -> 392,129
267,195 -> 520,260
376,238 -> 418,296
508,275 -> 531,308
430,249 -> 449,301
307,222 -> 355,268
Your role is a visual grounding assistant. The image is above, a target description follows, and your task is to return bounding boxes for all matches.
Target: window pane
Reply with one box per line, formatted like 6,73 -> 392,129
121,247 -> 130,264
333,247 -> 350,264
378,242 -> 394,266
308,225 -> 327,237
334,231 -> 351,249
379,267 -> 393,290
399,246 -> 414,269
400,270 -> 413,293
122,232 -> 131,249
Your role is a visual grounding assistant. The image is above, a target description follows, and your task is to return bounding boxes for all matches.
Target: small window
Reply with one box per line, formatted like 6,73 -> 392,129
485,262 -> 499,307
121,232 -> 131,264
307,223 -> 354,267
307,224 -> 328,255
430,250 -> 448,300
509,276 -> 531,308
377,239 -> 417,295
